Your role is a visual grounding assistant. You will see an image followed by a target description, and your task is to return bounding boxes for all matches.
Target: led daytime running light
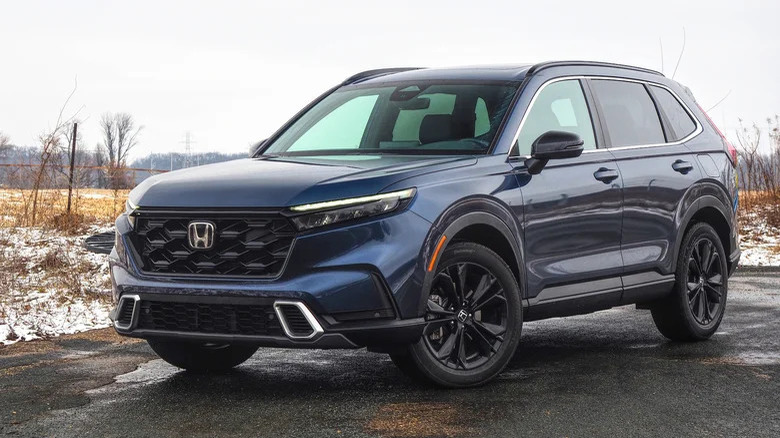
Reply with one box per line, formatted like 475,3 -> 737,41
290,188 -> 416,213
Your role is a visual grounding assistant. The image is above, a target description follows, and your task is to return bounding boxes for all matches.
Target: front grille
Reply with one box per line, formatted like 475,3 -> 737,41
130,212 -> 295,277
137,301 -> 284,336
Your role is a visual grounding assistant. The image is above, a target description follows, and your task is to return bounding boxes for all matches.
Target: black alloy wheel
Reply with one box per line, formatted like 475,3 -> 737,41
650,222 -> 728,341
423,262 -> 508,370
390,242 -> 522,388
686,236 -> 724,325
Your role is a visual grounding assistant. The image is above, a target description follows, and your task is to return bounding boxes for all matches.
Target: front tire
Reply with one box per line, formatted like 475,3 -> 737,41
147,340 -> 258,372
393,242 -> 523,388
651,222 -> 728,341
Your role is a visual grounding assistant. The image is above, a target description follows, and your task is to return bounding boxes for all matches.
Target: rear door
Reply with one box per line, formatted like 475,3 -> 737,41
588,78 -> 702,302
511,78 -> 624,316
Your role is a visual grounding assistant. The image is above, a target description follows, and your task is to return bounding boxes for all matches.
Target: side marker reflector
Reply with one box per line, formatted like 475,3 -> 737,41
428,235 -> 447,272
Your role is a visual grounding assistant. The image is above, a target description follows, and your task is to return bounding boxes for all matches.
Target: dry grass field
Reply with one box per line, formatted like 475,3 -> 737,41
0,188 -> 128,231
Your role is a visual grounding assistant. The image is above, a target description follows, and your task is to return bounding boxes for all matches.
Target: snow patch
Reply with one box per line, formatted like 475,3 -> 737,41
0,225 -> 114,345
739,209 -> 780,267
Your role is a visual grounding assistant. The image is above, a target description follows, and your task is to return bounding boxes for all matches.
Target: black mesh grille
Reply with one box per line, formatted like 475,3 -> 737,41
117,298 -> 135,326
278,305 -> 314,336
137,301 -> 283,336
130,212 -> 295,277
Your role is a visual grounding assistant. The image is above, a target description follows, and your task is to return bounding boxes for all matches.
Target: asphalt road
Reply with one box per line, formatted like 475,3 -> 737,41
1,271 -> 778,437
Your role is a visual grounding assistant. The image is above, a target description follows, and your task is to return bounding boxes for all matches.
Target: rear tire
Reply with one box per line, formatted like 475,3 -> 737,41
147,340 -> 258,372
392,242 -> 523,388
651,222 -> 728,341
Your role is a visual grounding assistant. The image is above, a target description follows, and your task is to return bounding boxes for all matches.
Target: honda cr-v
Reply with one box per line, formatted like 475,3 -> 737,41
110,61 -> 740,387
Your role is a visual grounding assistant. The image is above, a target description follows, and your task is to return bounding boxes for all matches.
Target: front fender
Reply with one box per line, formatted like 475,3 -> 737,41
415,196 -> 525,316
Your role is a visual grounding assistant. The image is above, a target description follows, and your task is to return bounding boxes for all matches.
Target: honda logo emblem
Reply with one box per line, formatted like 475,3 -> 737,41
188,221 -> 215,249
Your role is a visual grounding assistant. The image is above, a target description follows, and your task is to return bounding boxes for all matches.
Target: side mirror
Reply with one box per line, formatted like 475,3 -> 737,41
525,131 -> 584,175
249,139 -> 266,157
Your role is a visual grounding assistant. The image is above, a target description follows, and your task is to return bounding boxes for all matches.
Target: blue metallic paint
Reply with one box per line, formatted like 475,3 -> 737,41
110,62 -> 740,348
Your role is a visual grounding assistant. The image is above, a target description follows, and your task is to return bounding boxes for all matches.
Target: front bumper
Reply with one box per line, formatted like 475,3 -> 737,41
109,209 -> 432,349
108,287 -> 425,349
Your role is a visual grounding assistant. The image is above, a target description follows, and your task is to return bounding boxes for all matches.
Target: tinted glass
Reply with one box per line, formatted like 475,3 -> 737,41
649,85 -> 696,141
515,79 -> 596,155
591,80 -> 665,147
264,83 -> 518,156
290,95 -> 378,151
392,93 -> 455,142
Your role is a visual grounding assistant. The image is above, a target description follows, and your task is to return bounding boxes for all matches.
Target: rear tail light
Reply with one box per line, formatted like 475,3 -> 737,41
697,103 -> 737,167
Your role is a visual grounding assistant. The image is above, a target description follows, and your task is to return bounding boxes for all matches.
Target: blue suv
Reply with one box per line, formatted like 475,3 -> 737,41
110,61 -> 740,387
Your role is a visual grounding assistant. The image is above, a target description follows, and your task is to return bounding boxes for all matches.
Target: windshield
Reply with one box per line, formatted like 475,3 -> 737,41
262,82 -> 518,156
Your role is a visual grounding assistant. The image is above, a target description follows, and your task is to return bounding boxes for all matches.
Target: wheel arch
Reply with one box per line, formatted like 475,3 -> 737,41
675,194 -> 734,271
417,196 -> 525,315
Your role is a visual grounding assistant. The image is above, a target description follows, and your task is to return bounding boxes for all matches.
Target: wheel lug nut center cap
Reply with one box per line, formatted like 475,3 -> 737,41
457,309 -> 469,323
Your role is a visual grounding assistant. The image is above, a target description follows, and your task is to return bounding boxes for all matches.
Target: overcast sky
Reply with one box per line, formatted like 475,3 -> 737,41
1,0 -> 778,159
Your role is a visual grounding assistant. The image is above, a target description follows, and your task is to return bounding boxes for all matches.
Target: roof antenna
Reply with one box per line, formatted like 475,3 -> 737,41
659,38 -> 665,75
671,27 -> 686,79
707,90 -> 732,112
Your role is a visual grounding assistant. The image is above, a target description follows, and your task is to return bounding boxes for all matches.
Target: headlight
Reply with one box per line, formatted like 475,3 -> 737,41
289,188 -> 416,231
125,199 -> 138,228
114,230 -> 129,264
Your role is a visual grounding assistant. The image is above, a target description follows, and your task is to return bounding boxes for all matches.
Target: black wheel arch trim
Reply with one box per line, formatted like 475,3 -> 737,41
416,196 -> 526,316
674,189 -> 736,275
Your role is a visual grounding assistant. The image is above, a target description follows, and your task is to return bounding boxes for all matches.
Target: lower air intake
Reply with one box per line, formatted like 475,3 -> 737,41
115,295 -> 138,330
136,301 -> 284,337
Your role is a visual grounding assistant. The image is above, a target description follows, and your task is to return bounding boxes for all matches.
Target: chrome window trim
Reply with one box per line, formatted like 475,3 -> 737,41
506,75 -> 703,159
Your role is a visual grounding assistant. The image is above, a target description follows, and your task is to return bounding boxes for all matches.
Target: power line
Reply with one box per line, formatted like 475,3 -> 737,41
179,131 -> 197,168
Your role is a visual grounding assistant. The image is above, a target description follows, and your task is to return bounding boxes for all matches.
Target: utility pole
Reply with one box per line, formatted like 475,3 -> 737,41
180,131 -> 196,168
66,122 -> 78,215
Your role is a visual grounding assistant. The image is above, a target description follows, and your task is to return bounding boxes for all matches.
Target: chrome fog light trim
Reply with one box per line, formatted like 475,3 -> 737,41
114,294 -> 140,331
273,300 -> 325,340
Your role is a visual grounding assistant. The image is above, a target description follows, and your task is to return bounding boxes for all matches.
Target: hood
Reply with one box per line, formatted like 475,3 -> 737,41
129,155 -> 476,208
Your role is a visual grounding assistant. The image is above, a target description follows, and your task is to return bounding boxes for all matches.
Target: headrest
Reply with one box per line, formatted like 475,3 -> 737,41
419,114 -> 454,144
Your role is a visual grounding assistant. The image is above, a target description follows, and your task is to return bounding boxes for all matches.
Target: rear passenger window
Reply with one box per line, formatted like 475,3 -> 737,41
591,80 -> 665,147
649,85 -> 696,141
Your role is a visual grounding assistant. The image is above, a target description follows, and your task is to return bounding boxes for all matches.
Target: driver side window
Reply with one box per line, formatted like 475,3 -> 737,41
514,80 -> 596,155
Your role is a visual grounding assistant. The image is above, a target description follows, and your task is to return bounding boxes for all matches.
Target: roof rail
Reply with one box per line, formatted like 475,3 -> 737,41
342,67 -> 423,85
526,61 -> 664,77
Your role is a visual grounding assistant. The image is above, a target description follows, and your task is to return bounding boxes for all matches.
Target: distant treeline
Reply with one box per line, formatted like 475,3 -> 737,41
130,151 -> 247,171
0,145 -> 248,188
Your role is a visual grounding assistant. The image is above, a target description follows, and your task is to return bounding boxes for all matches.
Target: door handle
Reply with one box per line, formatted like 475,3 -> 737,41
672,160 -> 694,174
593,167 -> 619,183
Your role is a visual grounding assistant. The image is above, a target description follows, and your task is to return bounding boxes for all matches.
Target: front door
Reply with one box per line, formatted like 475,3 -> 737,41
510,79 -> 624,317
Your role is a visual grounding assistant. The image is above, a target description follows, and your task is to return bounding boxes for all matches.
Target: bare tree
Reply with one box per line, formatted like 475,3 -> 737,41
99,113 -> 117,165
115,113 -> 141,166
736,116 -> 780,228
0,131 -> 11,158
99,112 -> 142,188
93,146 -> 108,188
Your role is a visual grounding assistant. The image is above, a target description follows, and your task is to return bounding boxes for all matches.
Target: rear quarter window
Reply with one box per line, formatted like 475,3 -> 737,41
649,85 -> 697,141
